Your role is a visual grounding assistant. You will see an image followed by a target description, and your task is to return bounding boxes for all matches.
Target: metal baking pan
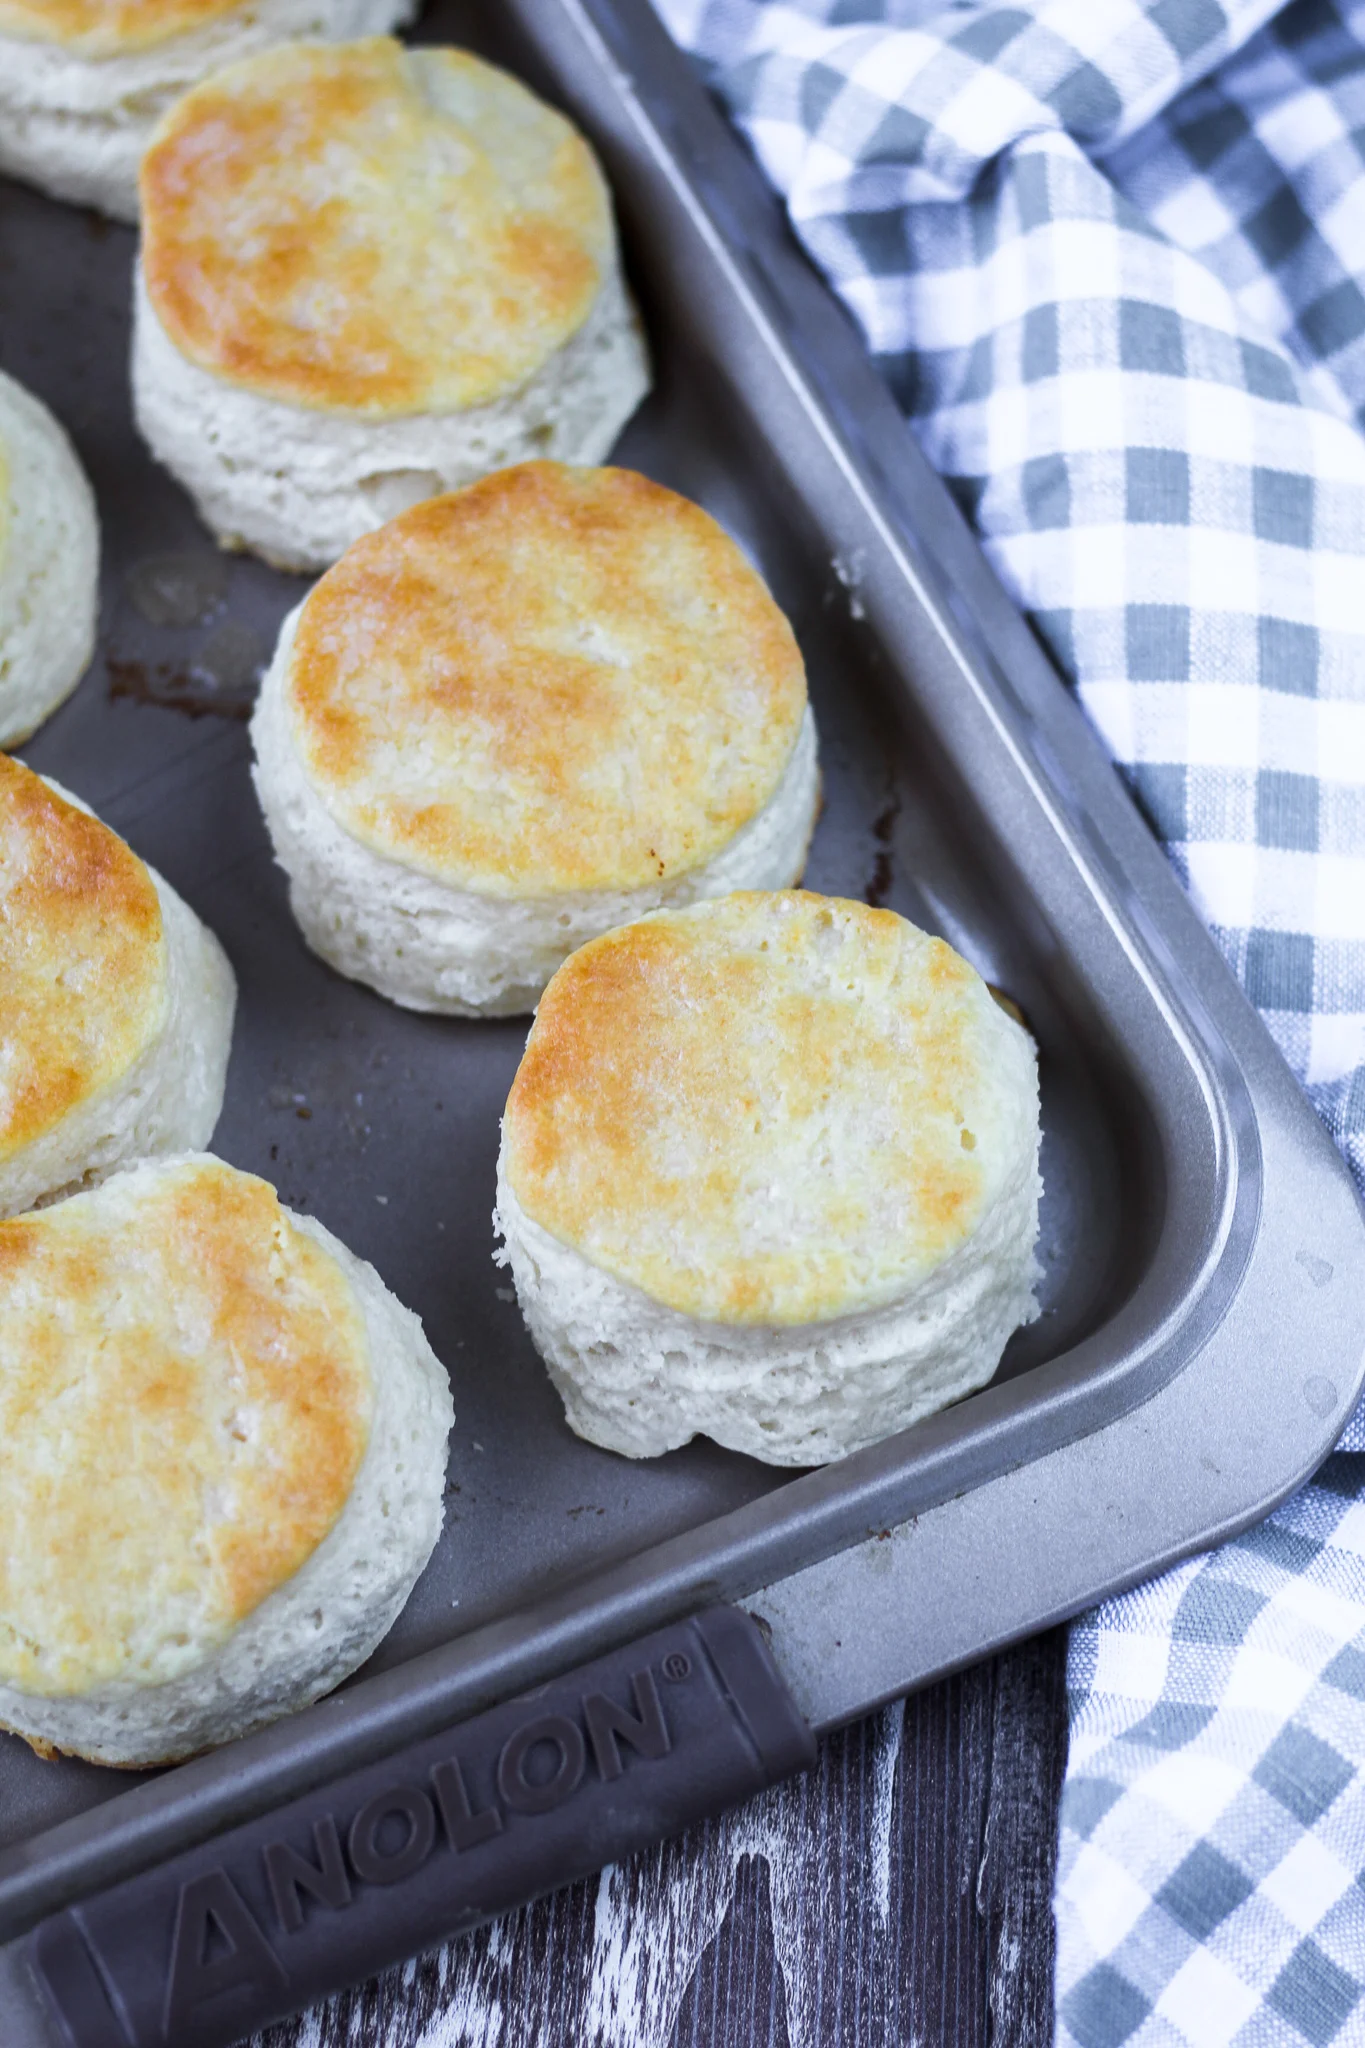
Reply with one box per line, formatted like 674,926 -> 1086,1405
2,0 -> 1363,2036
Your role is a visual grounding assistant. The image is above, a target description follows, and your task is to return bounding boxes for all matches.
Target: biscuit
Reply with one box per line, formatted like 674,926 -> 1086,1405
251,464 -> 820,1014
0,756 -> 236,1216
133,40 -> 651,568
0,370 -> 98,748
0,0 -> 414,221
0,1153 -> 453,1766
496,892 -> 1042,1466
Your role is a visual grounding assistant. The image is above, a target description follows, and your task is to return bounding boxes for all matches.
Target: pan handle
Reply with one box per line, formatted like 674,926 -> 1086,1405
22,1607 -> 814,2048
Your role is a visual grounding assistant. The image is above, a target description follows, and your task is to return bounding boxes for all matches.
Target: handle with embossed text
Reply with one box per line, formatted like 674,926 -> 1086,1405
22,1607 -> 815,2048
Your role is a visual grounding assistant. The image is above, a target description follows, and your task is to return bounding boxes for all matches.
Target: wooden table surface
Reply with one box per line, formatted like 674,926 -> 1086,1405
257,1630 -> 1068,2048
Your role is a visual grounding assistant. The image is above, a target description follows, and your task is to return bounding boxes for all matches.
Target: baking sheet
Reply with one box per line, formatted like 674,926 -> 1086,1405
2,0 -> 1346,1919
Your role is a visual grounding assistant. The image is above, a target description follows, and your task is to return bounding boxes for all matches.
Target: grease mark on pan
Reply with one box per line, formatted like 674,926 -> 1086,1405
125,551 -> 228,629
106,619 -> 264,720
864,783 -> 902,908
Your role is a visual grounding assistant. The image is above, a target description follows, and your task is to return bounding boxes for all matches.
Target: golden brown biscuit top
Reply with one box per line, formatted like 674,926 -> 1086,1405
0,757 -> 166,1165
0,1158 -> 373,1697
286,464 -> 809,894
503,892 -> 1038,1325
139,40 -> 613,416
0,0 -> 241,54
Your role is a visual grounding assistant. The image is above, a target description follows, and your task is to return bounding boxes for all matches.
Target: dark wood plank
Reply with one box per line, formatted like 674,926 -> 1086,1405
255,1628 -> 1069,2048
980,1630 -> 1070,2048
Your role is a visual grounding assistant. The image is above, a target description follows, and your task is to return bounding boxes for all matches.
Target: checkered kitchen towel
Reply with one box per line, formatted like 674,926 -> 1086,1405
653,0 -> 1365,2041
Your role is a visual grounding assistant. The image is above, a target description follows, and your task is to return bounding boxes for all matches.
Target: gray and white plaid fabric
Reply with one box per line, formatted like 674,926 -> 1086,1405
652,0 -> 1365,2041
